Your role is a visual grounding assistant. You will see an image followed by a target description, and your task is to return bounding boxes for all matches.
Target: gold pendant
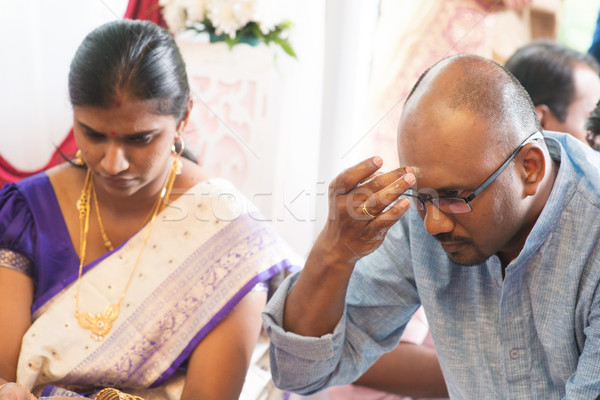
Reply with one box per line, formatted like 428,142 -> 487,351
76,303 -> 120,341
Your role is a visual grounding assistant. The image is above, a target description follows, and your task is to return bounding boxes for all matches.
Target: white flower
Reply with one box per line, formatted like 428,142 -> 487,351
159,0 -> 187,33
253,0 -> 283,34
181,0 -> 207,22
206,0 -> 255,38
160,0 -> 290,41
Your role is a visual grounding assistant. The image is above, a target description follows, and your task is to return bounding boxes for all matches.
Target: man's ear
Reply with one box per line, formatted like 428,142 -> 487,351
519,144 -> 546,196
535,104 -> 552,129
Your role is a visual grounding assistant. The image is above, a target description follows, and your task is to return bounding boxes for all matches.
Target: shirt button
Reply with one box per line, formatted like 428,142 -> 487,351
510,349 -> 519,359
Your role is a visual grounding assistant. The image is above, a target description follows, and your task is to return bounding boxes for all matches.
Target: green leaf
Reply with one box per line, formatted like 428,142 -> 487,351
272,37 -> 297,58
183,19 -> 296,57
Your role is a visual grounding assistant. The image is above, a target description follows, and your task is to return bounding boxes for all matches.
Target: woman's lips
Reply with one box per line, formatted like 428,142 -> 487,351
100,175 -> 136,188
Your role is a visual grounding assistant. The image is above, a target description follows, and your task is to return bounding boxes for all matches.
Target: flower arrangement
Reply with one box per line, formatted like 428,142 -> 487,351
159,0 -> 296,57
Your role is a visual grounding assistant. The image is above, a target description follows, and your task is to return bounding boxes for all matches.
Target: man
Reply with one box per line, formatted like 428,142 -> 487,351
505,40 -> 600,147
586,100 -> 600,151
263,54 -> 600,398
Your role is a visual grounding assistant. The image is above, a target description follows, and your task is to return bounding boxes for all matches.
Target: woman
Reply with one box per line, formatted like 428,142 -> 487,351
0,20 -> 295,400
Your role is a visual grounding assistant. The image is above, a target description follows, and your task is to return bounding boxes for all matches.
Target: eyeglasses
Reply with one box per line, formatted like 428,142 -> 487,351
404,131 -> 544,215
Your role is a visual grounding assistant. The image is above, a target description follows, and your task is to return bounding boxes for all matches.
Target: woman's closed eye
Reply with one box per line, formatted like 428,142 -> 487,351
126,133 -> 155,145
83,128 -> 105,141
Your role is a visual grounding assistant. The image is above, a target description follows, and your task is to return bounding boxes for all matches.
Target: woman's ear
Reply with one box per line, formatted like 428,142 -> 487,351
519,144 -> 546,197
177,97 -> 194,135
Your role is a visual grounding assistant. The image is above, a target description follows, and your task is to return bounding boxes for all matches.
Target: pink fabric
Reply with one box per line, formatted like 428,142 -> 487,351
326,308 -> 433,400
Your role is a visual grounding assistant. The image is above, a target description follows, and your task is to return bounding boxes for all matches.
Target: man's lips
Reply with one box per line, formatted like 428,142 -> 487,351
439,241 -> 466,252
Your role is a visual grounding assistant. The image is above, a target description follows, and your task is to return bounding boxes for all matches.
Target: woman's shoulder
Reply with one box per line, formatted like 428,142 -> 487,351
175,158 -> 210,190
46,163 -> 87,205
45,163 -> 85,188
0,173 -> 50,258
0,171 -> 54,208
176,159 -> 239,194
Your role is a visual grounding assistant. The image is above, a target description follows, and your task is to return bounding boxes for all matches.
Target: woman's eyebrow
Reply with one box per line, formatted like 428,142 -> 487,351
77,121 -> 159,137
77,121 -> 104,135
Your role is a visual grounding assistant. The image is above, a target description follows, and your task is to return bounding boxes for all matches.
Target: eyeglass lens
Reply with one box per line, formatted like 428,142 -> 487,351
408,196 -> 472,214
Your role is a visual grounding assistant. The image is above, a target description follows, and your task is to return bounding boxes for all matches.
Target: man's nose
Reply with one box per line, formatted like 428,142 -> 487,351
422,202 -> 455,236
100,142 -> 129,175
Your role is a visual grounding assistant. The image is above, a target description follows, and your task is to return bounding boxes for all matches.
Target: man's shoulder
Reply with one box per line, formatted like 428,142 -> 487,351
545,131 -> 600,202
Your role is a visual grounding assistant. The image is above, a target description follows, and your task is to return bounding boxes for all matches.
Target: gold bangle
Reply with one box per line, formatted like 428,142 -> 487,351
95,387 -> 145,400
0,383 -> 34,398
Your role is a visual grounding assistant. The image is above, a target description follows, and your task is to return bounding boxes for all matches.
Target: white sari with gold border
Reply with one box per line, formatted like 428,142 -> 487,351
15,178 -> 296,399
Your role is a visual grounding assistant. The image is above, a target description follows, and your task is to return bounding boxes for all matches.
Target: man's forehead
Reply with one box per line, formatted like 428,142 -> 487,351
404,162 -> 475,193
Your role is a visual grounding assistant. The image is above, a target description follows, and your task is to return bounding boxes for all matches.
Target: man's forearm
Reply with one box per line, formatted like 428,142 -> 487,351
283,241 -> 355,336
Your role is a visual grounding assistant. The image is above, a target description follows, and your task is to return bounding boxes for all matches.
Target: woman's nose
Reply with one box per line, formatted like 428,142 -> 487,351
100,142 -> 129,175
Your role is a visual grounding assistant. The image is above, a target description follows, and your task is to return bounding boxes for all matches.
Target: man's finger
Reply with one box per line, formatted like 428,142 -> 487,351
363,172 -> 416,215
330,156 -> 384,194
358,167 -> 414,194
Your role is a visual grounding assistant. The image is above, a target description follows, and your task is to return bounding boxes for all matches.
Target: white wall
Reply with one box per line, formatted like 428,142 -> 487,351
0,0 -> 379,258
0,0 -> 128,171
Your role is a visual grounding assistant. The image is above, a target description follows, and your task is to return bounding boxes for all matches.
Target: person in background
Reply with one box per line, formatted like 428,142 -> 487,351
505,39 -> 600,145
588,7 -> 600,65
0,19 -> 296,400
263,54 -> 600,398
585,99 -> 600,150
364,0 -> 539,171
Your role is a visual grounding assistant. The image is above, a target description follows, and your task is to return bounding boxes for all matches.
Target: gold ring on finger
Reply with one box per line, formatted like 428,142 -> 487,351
362,202 -> 376,219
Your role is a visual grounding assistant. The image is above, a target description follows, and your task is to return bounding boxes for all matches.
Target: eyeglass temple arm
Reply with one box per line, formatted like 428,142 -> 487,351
465,131 -> 544,202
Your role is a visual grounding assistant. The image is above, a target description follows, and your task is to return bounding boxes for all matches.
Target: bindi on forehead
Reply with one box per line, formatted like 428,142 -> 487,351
110,131 -> 116,136
114,98 -> 122,108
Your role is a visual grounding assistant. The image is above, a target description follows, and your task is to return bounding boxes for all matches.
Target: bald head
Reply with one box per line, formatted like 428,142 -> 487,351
401,54 -> 541,153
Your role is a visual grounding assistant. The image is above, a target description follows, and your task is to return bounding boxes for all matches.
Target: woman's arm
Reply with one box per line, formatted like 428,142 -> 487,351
180,290 -> 267,400
0,266 -> 35,399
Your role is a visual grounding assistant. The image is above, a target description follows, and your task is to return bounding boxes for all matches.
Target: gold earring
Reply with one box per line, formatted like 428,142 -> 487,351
74,150 -> 85,166
172,136 -> 185,157
172,137 -> 184,175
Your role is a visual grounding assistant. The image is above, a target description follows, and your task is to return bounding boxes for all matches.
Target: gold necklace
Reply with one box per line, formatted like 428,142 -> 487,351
75,157 -> 179,341
92,185 -> 114,251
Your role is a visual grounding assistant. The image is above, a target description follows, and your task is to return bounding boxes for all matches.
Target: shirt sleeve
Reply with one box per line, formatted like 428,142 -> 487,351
0,183 -> 35,277
564,268 -> 600,398
262,221 -> 421,395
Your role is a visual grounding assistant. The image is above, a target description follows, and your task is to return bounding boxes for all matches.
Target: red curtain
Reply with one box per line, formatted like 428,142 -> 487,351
0,0 -> 167,189
123,0 -> 167,28
0,130 -> 78,188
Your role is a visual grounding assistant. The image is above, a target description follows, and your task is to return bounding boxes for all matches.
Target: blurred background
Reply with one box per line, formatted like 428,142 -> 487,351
0,0 -> 598,258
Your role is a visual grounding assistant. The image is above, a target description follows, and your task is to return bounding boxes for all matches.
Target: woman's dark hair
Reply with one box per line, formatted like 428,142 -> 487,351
69,19 -> 190,121
505,40 -> 600,123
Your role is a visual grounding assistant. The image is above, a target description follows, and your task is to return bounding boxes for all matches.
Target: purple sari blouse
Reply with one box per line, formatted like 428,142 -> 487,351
0,173 -> 85,313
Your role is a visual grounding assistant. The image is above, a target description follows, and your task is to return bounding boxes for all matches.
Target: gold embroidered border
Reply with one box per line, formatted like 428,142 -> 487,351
0,249 -> 33,277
